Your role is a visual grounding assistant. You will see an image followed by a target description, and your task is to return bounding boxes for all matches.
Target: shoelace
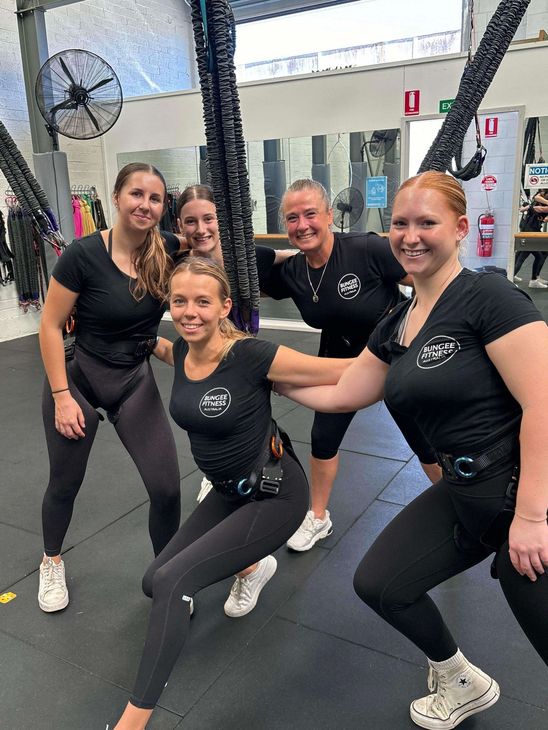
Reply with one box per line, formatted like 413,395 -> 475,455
425,670 -> 455,719
301,513 -> 319,537
42,561 -> 64,594
230,575 -> 253,607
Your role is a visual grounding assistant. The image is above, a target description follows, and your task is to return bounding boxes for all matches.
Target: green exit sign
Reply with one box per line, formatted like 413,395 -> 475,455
439,98 -> 455,113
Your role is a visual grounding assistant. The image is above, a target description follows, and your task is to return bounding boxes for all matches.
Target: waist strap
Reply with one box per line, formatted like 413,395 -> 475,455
436,433 -> 518,479
210,420 -> 283,500
77,332 -> 157,358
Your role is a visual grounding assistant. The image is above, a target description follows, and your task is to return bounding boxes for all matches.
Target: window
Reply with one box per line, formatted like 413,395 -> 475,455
234,0 -> 464,82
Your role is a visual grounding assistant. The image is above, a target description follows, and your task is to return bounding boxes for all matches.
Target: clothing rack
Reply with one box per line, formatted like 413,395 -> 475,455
71,184 -> 99,200
71,185 -> 108,233
162,185 -> 182,233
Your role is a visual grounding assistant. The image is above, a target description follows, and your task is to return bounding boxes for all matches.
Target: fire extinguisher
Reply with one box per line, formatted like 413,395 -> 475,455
477,211 -> 494,257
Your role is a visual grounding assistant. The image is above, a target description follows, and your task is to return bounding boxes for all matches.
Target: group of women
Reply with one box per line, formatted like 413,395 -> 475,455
37,162 -> 547,730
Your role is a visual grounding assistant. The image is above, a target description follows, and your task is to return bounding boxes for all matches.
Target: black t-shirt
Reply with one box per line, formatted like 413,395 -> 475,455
255,245 -> 276,290
169,337 -> 279,480
367,269 -> 543,453
52,230 -> 178,366
260,232 -> 406,356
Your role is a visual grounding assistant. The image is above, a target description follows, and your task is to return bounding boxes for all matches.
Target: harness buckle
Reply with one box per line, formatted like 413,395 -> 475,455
259,477 -> 281,495
453,456 -> 477,479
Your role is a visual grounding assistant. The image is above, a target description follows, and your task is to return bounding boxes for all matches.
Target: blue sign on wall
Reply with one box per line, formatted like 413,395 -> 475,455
366,176 -> 388,208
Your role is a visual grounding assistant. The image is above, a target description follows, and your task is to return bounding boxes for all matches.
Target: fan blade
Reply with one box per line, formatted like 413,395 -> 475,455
83,104 -> 101,132
50,99 -> 78,116
86,77 -> 113,94
59,57 -> 77,86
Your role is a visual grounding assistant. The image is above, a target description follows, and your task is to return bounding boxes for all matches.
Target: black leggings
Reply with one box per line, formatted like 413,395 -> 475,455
42,347 -> 181,557
514,251 -> 548,280
354,463 -> 548,664
129,449 -> 309,709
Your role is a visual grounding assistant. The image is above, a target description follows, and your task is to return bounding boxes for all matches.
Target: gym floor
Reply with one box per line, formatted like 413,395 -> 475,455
1,288 -> 547,729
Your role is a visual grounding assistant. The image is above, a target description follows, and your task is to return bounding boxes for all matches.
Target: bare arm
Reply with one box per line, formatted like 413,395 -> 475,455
267,345 -> 353,387
275,346 -> 388,413
152,337 -> 174,366
39,278 -> 85,439
272,248 -> 298,264
485,321 -> 548,581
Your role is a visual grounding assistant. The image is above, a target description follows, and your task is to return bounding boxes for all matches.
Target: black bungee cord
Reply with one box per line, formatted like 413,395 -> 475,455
190,0 -> 260,334
419,0 -> 531,175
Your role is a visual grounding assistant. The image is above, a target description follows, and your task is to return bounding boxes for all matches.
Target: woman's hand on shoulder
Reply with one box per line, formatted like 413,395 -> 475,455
508,515 -> 548,581
53,391 -> 86,439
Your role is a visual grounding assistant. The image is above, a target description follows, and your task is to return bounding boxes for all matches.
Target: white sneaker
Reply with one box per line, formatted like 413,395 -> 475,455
224,555 -> 277,618
38,557 -> 69,612
538,277 -> 548,285
513,275 -> 522,283
529,278 -> 548,289
410,650 -> 500,729
286,509 -> 333,551
197,476 -> 213,502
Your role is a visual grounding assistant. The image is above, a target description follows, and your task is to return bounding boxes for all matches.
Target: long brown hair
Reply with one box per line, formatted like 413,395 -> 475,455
113,162 -> 173,302
176,184 -> 216,220
169,257 -> 249,359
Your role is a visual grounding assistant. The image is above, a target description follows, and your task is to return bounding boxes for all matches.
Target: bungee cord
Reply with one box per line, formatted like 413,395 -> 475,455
190,0 -> 260,334
0,120 -> 66,257
419,0 -> 531,175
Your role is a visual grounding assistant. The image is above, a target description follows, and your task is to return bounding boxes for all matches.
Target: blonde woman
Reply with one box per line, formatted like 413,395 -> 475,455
112,257 -> 351,729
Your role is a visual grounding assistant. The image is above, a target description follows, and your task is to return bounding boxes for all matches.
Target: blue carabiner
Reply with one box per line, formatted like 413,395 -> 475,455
453,456 -> 477,479
236,478 -> 253,497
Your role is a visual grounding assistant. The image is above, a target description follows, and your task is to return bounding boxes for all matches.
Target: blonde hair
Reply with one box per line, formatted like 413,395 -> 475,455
169,257 -> 249,358
397,171 -> 467,217
113,163 -> 173,302
279,178 -> 331,228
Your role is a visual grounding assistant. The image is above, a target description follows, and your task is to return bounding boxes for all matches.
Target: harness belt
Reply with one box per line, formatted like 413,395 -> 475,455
77,332 -> 157,359
436,433 -> 518,479
210,421 -> 284,500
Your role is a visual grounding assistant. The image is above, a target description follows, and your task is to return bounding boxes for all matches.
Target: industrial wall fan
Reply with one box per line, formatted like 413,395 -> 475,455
35,49 -> 123,141
332,187 -> 364,232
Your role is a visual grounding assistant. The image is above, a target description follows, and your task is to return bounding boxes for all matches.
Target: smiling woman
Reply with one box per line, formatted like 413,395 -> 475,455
37,162 -> 181,615
276,170 -> 548,729
110,256 -> 354,729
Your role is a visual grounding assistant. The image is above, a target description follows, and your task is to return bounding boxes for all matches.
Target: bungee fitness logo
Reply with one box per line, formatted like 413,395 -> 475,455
199,388 -> 231,417
338,273 -> 361,299
417,336 -> 460,369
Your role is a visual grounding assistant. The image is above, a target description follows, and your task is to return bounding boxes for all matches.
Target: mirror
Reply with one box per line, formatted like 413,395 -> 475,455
514,116 -> 548,322
118,128 -> 401,322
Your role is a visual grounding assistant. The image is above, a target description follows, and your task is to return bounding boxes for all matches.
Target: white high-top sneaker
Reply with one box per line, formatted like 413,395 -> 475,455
410,650 -> 500,729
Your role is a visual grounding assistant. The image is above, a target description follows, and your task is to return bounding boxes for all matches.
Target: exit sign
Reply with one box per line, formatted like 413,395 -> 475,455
439,98 -> 455,113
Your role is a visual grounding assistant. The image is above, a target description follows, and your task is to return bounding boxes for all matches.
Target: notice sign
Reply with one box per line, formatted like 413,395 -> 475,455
525,163 -> 548,189
481,175 -> 497,192
404,89 -> 420,116
485,117 -> 498,137
366,176 -> 388,208
439,98 -> 455,113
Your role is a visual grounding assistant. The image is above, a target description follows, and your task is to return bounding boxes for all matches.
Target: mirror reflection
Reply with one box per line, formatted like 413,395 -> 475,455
515,116 -> 548,321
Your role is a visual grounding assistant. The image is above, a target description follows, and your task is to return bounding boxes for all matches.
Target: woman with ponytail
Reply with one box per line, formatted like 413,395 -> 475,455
38,163 -> 181,613
111,256 -> 352,730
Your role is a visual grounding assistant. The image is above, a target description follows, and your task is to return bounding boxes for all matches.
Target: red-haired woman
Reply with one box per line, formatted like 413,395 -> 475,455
279,171 -> 548,728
